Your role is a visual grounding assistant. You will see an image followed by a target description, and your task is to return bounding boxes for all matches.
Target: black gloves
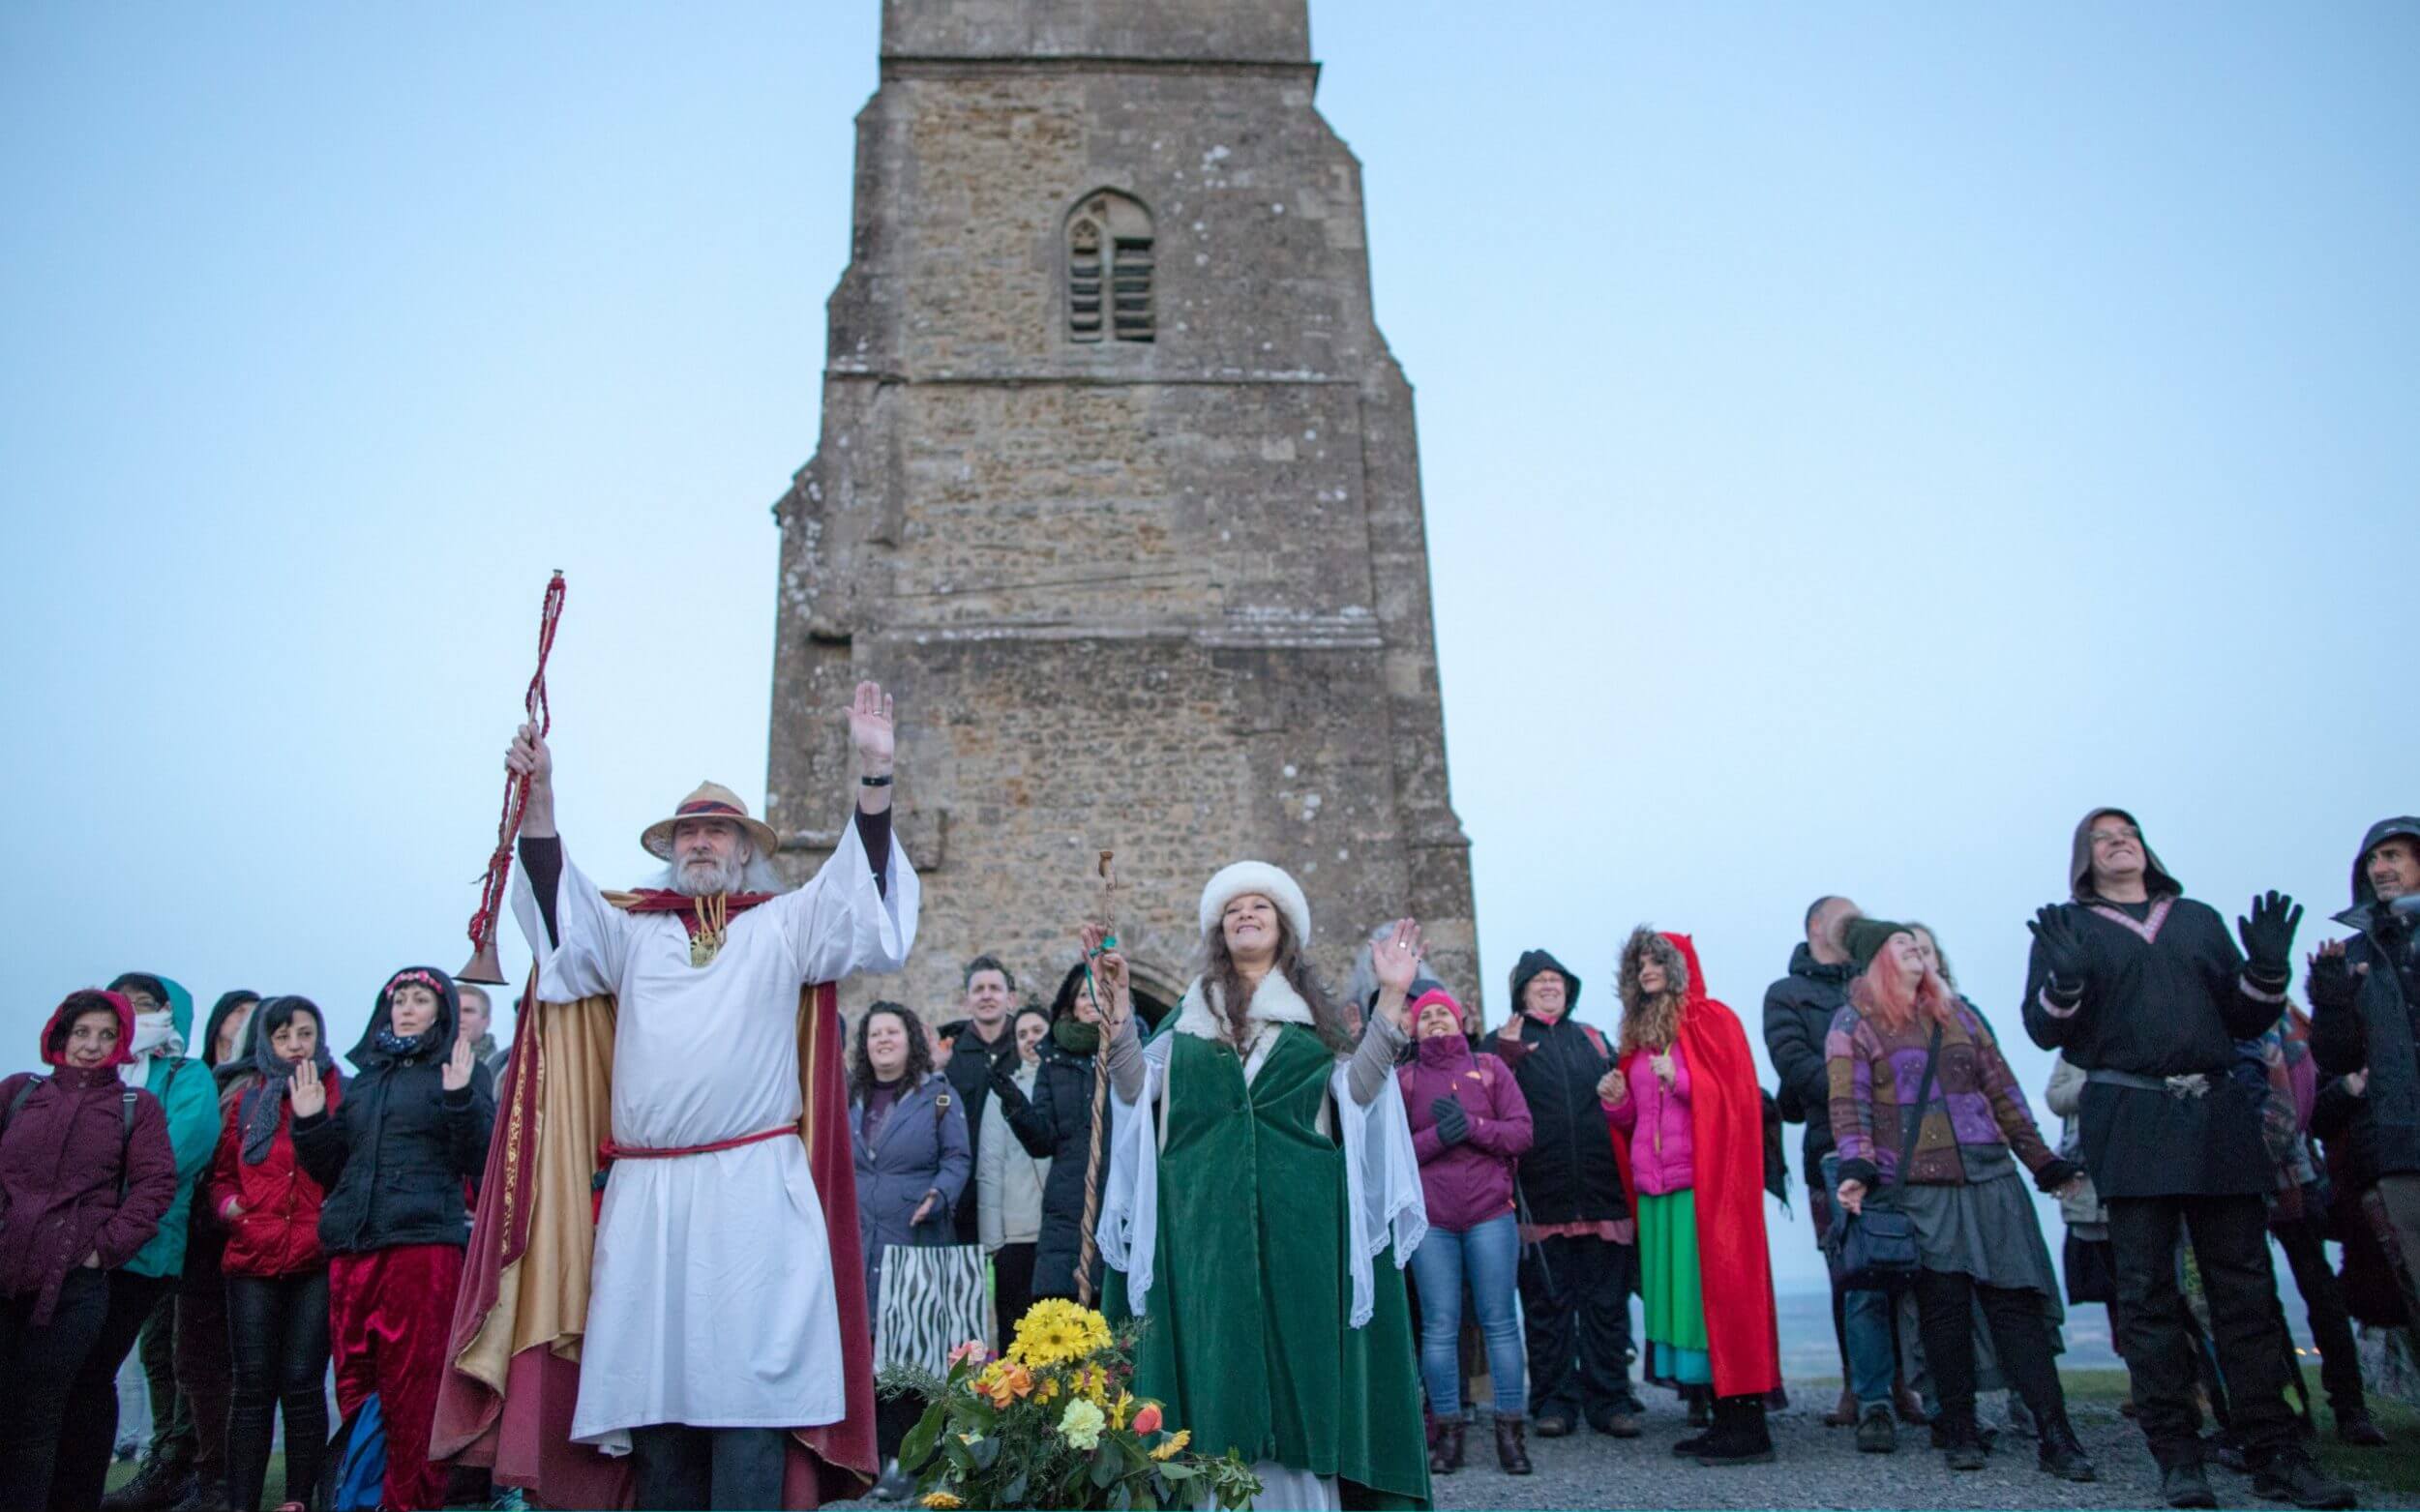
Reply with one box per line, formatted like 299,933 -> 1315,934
2036,1157 -> 2085,1194
2027,905 -> 2088,997
2310,949 -> 2360,1011
2237,890 -> 2304,980
1430,1096 -> 1471,1146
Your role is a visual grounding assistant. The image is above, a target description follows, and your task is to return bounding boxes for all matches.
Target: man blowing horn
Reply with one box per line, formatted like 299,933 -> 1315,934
436,681 -> 918,1510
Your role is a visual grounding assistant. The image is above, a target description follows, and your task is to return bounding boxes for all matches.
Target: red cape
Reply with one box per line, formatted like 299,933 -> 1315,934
1620,934 -> 1782,1399
433,973 -> 875,1509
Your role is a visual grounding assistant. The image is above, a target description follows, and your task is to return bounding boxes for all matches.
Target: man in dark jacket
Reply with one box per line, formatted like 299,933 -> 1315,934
1764,895 -> 1901,1434
2310,817 -> 2420,1325
2022,808 -> 2352,1510
1491,949 -> 1641,1438
940,955 -> 1024,1244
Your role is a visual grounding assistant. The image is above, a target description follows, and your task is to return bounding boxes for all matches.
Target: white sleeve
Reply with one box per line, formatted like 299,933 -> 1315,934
1098,1032 -> 1174,1309
511,840 -> 633,1001
976,1097 -> 1008,1252
770,809 -> 922,986
1331,1057 -> 1429,1328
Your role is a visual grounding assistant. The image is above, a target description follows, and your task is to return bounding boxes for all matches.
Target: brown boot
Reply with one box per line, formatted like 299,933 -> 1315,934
1495,1417 -> 1533,1475
1428,1419 -> 1464,1474
1825,1386 -> 1859,1427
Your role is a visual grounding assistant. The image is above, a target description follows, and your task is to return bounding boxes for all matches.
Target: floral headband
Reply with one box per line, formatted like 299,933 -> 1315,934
385,968 -> 446,999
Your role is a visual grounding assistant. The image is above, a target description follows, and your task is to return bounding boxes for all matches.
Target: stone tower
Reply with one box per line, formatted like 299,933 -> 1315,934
766,0 -> 1477,1022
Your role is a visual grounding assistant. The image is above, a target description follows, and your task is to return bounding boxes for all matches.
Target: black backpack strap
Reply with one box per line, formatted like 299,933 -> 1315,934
118,1087 -> 140,1200
3,1074 -> 45,1133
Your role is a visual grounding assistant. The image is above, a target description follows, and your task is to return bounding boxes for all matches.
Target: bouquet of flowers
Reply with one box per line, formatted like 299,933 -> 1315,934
877,1298 -> 1261,1510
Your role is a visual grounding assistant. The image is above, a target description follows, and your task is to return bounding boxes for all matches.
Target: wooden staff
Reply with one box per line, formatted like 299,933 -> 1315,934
460,571 -> 566,985
1074,848 -> 1118,1306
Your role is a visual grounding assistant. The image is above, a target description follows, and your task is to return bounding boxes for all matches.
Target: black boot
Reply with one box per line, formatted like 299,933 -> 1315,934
2036,1410 -> 2099,1483
1695,1396 -> 1776,1467
1494,1417 -> 1532,1475
101,1458 -> 197,1512
1427,1418 -> 1463,1475
1936,1406 -> 1987,1472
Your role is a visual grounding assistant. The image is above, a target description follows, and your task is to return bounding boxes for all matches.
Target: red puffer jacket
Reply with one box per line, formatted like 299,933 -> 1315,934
208,1072 -> 342,1277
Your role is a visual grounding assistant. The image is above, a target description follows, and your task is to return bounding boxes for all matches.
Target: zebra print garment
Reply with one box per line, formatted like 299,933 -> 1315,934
877,1241 -> 994,1372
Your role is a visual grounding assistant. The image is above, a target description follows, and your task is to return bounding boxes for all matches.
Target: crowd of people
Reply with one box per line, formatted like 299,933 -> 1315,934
1,682 -> 2409,1512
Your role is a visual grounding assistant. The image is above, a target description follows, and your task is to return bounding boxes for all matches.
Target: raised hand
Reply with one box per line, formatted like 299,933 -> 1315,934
1368,918 -> 1423,1032
505,720 -> 552,785
2310,938 -> 2366,1010
1078,921 -> 1133,1031
442,1034 -> 474,1093
290,1059 -> 325,1118
2237,890 -> 2304,975
2027,905 -> 2088,992
846,681 -> 896,772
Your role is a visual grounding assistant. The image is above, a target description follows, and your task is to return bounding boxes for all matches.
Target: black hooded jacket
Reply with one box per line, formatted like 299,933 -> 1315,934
2020,808 -> 2275,1199
990,1022 -> 1105,1303
295,966 -> 494,1254
2310,817 -> 2420,1180
1762,942 -> 1856,1173
1494,950 -> 1626,1226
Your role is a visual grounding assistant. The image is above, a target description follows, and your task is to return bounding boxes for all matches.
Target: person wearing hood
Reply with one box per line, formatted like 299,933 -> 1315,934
1603,929 -> 1782,1467
2309,817 -> 2420,1330
54,972 -> 223,1512
938,954 -> 1024,1246
1490,946 -> 1644,1438
1397,986 -> 1534,1476
1097,864 -> 1431,1510
294,966 -> 494,1511
1831,920 -> 2095,1482
0,990 -> 177,1510
129,991 -> 258,1512
2021,808 -> 2352,1510
209,995 -> 343,1512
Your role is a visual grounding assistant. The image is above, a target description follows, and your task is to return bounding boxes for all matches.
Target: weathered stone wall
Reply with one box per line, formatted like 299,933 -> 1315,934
767,0 -> 1475,1022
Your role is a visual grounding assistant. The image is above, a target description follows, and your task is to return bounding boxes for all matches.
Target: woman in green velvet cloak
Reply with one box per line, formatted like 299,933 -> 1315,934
1094,861 -> 1432,1511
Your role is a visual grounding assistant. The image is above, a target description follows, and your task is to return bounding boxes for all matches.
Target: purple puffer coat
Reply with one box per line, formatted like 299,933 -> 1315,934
1399,1029 -> 1534,1232
0,991 -> 177,1322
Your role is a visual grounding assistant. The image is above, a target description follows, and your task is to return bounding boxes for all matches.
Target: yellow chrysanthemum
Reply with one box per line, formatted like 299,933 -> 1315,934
1009,1298 -> 1113,1367
1150,1429 -> 1192,1462
920,1494 -> 964,1509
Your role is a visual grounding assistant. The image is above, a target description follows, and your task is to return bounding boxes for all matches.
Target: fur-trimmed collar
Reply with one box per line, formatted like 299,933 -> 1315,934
1172,971 -> 1315,1045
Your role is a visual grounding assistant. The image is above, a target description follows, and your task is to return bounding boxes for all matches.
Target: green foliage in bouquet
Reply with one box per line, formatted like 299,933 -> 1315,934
876,1298 -> 1261,1510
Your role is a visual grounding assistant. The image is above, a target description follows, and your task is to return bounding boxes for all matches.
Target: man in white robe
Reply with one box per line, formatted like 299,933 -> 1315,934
502,680 -> 917,1510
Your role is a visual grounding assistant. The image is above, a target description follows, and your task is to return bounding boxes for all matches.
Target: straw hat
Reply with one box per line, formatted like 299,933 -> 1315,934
641,781 -> 781,862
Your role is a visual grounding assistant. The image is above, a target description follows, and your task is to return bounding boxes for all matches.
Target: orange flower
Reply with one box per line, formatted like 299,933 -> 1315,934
976,1361 -> 1033,1408
1131,1403 -> 1163,1436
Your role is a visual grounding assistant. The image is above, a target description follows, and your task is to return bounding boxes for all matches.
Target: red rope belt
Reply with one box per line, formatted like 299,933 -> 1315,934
592,1124 -> 794,1220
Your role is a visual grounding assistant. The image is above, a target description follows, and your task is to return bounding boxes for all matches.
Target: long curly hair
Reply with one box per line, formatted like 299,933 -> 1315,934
1616,926 -> 1690,1056
1201,909 -> 1351,1054
1848,942 -> 1958,1036
848,1000 -> 933,1101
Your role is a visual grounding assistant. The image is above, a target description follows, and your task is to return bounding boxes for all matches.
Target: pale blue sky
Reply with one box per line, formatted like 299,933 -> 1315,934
5,3 -> 2414,1289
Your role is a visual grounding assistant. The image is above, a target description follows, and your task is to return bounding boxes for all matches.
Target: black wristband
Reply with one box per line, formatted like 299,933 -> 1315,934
859,773 -> 893,787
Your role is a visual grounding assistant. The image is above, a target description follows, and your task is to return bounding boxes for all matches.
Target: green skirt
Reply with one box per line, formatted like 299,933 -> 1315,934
1637,1189 -> 1711,1386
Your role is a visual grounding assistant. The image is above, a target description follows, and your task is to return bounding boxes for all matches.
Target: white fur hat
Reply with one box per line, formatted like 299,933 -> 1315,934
1198,861 -> 1312,947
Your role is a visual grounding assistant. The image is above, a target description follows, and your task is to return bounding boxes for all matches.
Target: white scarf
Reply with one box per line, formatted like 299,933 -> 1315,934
128,1010 -> 185,1083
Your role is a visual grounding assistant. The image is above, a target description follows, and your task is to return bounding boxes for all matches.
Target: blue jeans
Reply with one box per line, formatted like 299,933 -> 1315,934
1822,1153 -> 1899,1410
1409,1212 -> 1526,1417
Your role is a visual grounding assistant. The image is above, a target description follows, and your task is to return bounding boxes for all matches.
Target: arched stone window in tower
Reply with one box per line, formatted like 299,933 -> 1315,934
1066,191 -> 1153,344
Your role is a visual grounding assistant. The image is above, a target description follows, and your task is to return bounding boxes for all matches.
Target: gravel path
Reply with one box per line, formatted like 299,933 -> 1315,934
833,1380 -> 2404,1509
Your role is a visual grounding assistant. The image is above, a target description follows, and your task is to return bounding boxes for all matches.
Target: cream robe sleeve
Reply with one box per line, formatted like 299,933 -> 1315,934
763,806 -> 921,985
513,840 -> 636,1000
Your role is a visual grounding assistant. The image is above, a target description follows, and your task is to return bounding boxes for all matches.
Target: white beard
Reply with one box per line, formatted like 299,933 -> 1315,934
671,851 -> 748,897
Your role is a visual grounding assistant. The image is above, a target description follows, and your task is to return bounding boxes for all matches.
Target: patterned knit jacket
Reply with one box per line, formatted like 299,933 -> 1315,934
1827,999 -> 2058,1191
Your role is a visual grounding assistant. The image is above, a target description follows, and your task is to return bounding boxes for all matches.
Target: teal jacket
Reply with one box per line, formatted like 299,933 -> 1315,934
123,975 -> 221,1279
